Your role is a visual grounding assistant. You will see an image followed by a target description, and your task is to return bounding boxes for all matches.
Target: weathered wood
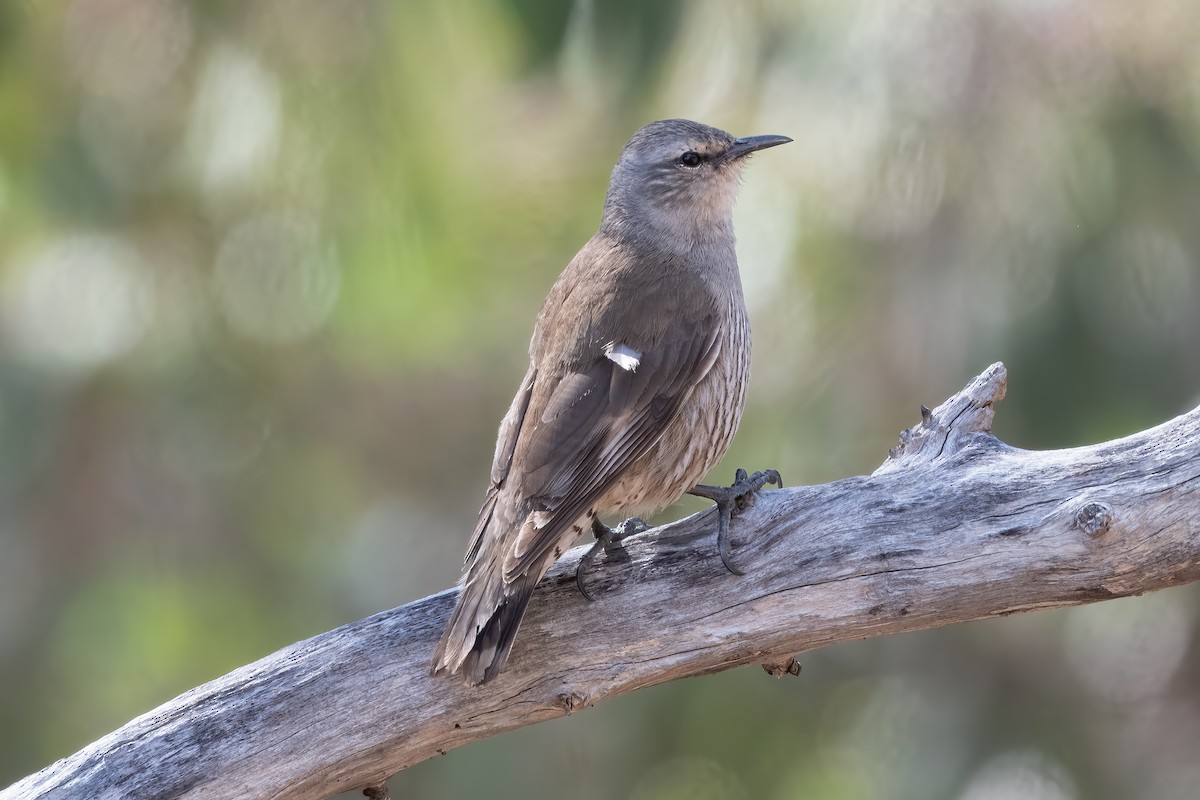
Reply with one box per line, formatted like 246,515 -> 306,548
6,362 -> 1200,800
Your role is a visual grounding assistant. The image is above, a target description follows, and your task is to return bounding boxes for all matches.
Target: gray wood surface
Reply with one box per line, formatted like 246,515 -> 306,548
6,362 -> 1199,800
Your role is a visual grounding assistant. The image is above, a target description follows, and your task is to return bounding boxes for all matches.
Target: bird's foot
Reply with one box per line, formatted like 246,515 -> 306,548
688,468 -> 783,575
575,516 -> 648,601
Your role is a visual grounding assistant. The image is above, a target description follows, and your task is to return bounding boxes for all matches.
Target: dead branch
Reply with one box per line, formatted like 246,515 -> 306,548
6,362 -> 1200,800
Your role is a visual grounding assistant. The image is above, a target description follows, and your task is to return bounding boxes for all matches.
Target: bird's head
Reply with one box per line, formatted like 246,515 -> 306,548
601,118 -> 791,244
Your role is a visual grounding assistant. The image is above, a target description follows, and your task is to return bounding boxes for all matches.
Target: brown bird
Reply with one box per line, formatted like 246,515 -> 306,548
431,119 -> 791,685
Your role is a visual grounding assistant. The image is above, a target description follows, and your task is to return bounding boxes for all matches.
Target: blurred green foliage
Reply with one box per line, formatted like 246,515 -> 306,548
3,1 -> 1200,798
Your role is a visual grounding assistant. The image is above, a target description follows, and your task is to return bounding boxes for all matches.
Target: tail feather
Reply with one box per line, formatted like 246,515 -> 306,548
431,566 -> 538,685
432,497 -> 563,685
459,581 -> 537,684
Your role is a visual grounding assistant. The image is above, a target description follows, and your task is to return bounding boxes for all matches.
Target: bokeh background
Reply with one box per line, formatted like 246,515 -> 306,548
3,1 -> 1200,798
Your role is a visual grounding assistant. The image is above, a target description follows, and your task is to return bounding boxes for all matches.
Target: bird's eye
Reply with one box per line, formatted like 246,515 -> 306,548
679,151 -> 702,168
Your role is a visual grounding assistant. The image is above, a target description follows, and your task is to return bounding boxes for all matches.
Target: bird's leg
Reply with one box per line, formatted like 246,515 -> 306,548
688,467 -> 783,575
575,516 -> 649,601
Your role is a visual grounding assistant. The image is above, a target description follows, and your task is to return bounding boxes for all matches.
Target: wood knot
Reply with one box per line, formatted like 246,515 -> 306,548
762,657 -> 802,678
556,688 -> 590,714
1075,502 -> 1114,537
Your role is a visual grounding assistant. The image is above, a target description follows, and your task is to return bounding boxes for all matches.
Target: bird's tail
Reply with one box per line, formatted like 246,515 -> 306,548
431,507 -> 544,685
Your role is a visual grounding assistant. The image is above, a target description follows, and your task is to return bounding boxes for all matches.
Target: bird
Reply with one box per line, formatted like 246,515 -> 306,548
430,118 -> 791,685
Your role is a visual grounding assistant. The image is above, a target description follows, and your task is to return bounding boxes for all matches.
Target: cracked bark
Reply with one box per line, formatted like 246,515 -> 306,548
6,361 -> 1200,800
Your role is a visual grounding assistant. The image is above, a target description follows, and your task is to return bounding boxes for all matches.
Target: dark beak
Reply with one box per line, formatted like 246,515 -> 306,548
722,134 -> 792,162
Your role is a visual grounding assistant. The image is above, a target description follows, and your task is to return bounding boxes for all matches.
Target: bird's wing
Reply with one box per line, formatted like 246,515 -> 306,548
500,305 -> 724,581
464,364 -> 537,566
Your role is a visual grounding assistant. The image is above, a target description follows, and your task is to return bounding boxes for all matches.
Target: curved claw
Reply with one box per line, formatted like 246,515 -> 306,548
716,504 -> 745,575
692,466 -> 783,575
574,517 -> 647,602
744,469 -> 782,491
575,542 -> 602,602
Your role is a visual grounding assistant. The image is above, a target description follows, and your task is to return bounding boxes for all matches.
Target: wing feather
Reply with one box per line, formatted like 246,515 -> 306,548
464,365 -> 536,566
502,316 -> 722,579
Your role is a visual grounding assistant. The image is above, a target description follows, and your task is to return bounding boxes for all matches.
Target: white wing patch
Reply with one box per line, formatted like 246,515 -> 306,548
604,342 -> 641,372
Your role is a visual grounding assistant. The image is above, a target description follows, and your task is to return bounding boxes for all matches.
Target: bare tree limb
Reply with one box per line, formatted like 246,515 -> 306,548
6,362 -> 1200,800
